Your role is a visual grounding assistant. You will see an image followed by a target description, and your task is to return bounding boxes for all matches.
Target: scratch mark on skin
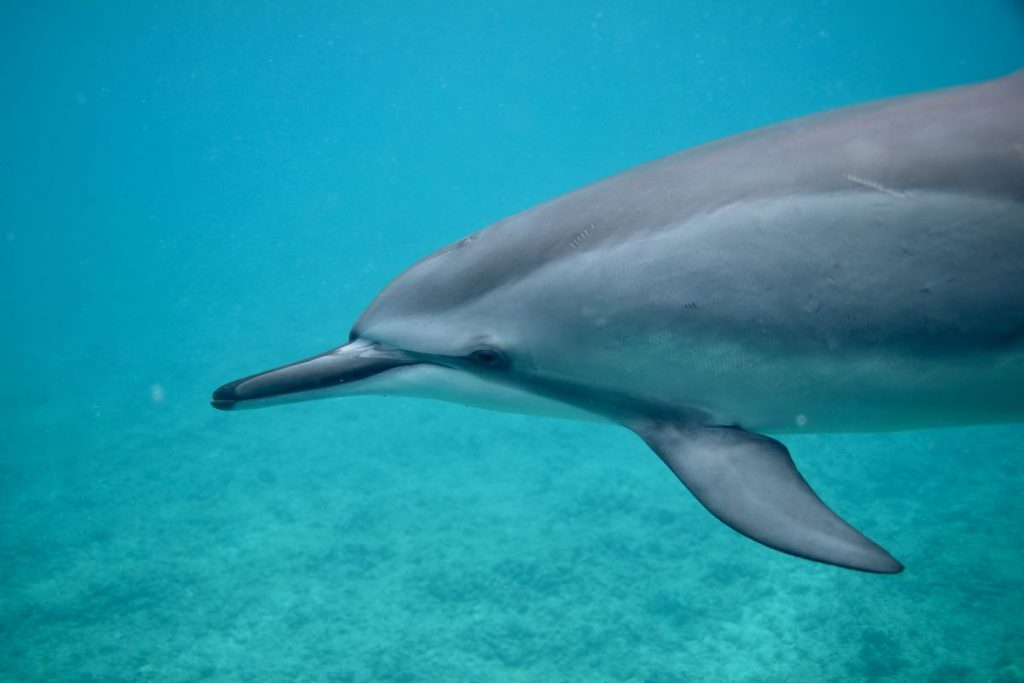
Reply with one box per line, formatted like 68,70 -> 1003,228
844,174 -> 912,199
570,223 -> 594,249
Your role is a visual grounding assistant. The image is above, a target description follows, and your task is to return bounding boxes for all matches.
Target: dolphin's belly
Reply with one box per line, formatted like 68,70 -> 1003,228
653,342 -> 1024,433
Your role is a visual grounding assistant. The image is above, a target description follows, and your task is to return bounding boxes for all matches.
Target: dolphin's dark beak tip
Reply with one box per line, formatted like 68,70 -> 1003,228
211,383 -> 239,411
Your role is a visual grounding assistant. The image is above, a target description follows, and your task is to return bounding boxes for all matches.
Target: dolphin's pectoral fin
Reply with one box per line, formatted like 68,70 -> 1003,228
630,421 -> 903,573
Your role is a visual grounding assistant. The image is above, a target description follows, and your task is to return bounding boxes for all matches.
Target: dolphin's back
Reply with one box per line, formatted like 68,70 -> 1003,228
488,69 -> 1024,266
360,71 -> 1023,331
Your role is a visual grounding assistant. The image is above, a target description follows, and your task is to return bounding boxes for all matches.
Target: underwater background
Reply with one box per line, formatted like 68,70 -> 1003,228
2,1 -> 1024,681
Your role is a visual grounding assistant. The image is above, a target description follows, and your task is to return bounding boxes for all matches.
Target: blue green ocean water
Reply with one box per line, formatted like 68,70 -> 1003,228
2,2 -> 1024,681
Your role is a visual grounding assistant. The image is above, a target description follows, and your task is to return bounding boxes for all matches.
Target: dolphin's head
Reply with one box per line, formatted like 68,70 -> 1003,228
211,222 -> 603,421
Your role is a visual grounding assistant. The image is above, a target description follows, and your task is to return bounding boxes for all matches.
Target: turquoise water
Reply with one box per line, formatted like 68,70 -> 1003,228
2,2 -> 1024,680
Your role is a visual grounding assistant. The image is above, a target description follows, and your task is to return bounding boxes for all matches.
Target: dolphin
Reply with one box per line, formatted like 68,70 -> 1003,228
212,70 -> 1024,573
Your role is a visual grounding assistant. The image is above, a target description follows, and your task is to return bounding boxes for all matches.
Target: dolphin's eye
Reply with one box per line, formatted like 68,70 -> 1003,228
469,347 -> 508,369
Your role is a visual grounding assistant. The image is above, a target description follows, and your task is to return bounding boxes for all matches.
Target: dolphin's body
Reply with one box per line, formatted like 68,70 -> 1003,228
213,71 -> 1024,573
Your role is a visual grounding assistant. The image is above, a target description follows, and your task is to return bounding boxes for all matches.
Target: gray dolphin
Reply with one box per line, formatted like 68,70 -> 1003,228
212,71 -> 1024,573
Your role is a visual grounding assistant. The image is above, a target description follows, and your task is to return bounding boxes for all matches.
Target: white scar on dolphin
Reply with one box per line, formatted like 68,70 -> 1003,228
213,70 -> 1024,573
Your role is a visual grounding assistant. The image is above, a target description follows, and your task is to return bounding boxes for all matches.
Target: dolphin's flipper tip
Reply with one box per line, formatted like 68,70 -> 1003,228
631,420 -> 904,574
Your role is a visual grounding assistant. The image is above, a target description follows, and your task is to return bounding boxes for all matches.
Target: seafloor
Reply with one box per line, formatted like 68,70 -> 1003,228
2,381 -> 1023,680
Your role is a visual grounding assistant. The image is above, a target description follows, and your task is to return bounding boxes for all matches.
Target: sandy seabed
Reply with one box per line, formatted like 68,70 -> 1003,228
2,387 -> 1022,682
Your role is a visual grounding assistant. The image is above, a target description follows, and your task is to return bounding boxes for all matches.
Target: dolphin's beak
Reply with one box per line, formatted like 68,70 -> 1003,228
211,340 -> 419,410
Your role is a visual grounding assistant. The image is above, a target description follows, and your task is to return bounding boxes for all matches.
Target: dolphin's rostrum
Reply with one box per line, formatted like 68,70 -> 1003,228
213,71 -> 1024,573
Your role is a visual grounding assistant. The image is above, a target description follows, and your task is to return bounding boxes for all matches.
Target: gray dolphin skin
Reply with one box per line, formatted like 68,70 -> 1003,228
213,71 -> 1024,573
